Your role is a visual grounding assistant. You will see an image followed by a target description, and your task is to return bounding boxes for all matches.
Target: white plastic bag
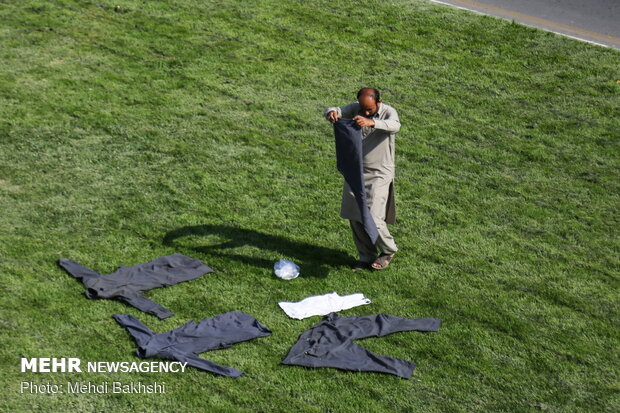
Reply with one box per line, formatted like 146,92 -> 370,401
274,259 -> 300,280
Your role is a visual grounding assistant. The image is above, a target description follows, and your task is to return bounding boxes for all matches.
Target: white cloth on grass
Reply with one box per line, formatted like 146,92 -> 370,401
278,292 -> 371,320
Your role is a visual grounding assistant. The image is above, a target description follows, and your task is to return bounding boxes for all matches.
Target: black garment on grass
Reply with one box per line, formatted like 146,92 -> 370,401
333,118 -> 379,244
113,312 -> 272,378
282,312 -> 441,379
58,254 -> 213,319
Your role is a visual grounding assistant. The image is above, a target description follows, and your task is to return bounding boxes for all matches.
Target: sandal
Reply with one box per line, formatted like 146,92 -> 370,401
371,253 -> 395,270
350,261 -> 371,271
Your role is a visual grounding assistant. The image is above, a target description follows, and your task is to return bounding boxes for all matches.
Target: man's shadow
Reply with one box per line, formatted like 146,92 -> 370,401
163,224 -> 351,278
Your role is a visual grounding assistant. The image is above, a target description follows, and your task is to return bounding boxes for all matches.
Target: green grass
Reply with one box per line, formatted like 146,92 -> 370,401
1,0 -> 618,411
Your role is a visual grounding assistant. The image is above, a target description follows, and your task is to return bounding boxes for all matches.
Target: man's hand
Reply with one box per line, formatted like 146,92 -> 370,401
327,110 -> 340,123
353,115 -> 375,127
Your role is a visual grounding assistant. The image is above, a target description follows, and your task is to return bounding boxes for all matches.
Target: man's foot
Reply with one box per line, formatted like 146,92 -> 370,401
350,261 -> 372,271
371,253 -> 395,270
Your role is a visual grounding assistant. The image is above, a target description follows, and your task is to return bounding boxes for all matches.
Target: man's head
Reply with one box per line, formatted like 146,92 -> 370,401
357,88 -> 381,117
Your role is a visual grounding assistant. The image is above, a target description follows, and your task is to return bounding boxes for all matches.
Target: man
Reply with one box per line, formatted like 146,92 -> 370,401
325,88 -> 401,270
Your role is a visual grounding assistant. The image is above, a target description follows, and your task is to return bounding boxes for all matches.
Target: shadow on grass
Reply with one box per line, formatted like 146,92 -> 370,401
163,224 -> 352,278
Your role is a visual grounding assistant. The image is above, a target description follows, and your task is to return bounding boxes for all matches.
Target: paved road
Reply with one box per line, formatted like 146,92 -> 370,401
429,0 -> 620,49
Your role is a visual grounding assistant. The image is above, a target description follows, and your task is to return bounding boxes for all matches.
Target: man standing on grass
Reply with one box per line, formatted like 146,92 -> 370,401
325,88 -> 401,270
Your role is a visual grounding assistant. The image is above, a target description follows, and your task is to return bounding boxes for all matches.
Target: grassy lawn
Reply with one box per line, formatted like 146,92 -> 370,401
0,0 -> 618,411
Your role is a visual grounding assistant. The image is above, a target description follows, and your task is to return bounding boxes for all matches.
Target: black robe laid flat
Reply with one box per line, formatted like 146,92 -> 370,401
113,312 -> 272,378
59,254 -> 213,319
282,312 -> 441,379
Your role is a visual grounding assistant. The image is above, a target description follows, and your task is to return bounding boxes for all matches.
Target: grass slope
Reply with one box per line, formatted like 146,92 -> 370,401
0,0 -> 618,412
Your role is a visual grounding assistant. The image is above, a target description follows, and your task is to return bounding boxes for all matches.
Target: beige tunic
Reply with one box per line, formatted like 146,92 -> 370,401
325,102 -> 400,225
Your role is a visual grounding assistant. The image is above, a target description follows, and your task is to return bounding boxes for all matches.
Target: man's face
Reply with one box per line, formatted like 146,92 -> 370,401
358,94 -> 378,117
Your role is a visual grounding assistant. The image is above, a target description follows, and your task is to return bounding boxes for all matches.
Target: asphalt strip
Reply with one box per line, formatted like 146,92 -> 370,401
427,0 -> 620,49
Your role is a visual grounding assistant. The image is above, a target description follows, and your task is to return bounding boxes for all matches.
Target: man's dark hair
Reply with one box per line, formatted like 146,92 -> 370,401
357,88 -> 381,103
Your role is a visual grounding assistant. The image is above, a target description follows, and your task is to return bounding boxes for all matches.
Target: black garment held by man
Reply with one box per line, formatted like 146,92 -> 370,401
333,118 -> 379,244
282,312 -> 441,379
59,254 -> 213,319
113,312 -> 272,378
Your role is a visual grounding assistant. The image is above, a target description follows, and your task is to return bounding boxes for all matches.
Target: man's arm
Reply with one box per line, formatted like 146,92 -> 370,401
324,102 -> 359,123
373,106 -> 401,133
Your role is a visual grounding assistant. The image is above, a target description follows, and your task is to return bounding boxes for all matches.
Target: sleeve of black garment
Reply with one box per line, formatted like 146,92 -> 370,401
122,294 -> 174,320
58,258 -> 100,281
112,314 -> 154,348
171,350 -> 245,378
334,313 -> 441,340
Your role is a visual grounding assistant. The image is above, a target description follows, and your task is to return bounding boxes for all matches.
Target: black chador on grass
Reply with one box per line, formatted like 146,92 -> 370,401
58,254 -> 213,319
282,313 -> 441,379
113,312 -> 272,378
